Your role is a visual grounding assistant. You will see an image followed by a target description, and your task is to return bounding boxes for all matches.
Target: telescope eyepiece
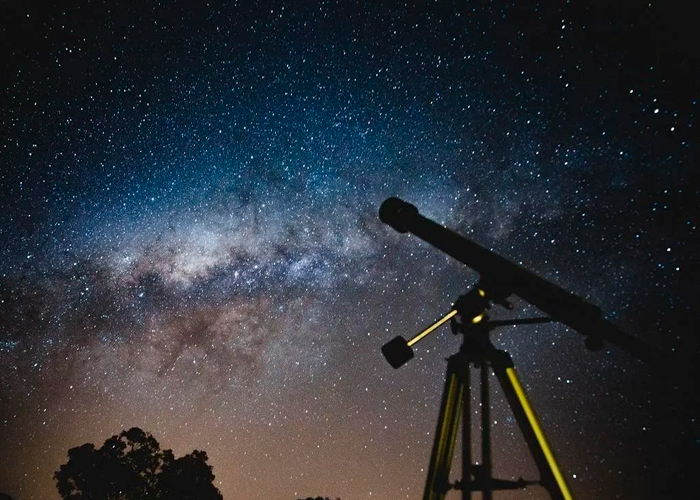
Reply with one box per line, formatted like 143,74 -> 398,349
379,197 -> 419,233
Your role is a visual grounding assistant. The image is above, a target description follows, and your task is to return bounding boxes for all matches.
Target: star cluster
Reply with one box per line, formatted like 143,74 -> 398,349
1,2 -> 697,500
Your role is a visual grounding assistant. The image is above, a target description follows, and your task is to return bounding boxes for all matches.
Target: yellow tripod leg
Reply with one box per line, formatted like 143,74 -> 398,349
423,358 -> 465,500
503,366 -> 574,500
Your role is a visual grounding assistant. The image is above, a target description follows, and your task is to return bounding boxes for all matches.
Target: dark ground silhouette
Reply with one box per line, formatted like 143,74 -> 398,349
55,427 -> 222,500
298,497 -> 340,500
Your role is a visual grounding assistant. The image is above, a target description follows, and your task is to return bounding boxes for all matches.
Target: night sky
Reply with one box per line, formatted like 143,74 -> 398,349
1,2 -> 697,499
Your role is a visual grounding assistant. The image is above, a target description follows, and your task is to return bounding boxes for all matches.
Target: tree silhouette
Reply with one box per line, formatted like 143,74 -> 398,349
54,427 -> 222,500
298,497 -> 341,500
159,450 -> 221,500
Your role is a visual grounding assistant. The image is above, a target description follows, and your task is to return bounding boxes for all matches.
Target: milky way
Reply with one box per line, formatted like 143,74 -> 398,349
1,2 -> 697,500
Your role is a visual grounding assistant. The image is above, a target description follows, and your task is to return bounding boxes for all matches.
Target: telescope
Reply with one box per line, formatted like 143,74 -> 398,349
378,197 -> 667,500
379,197 -> 664,365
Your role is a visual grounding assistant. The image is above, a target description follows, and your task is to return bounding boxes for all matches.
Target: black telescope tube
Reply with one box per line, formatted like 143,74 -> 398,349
379,197 -> 664,365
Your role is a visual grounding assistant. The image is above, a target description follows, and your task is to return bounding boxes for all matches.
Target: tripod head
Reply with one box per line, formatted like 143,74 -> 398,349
382,283 -> 552,369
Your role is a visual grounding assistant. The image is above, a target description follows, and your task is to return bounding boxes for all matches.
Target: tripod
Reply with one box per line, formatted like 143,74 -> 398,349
382,286 -> 574,500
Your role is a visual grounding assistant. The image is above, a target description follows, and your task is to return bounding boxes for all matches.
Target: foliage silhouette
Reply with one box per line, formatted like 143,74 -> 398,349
298,497 -> 341,500
54,427 -> 222,500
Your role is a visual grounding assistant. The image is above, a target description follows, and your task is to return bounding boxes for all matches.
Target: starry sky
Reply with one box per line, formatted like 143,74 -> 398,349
1,1 -> 697,499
